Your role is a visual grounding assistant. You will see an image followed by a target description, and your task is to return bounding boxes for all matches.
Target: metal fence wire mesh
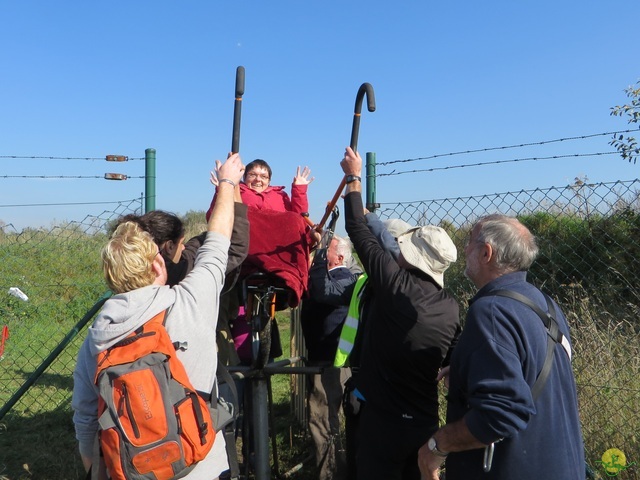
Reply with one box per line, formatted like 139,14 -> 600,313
376,178 -> 640,478
1,180 -> 640,478
0,199 -> 140,419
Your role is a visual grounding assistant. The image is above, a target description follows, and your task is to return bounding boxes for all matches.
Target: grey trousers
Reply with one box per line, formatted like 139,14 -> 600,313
308,366 -> 351,480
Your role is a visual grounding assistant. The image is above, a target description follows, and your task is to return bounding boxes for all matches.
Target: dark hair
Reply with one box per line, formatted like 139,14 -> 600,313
116,214 -> 144,231
116,210 -> 184,246
244,159 -> 272,181
139,210 -> 185,245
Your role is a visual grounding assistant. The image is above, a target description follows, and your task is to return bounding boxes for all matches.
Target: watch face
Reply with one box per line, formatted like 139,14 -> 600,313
428,437 -> 437,451
428,437 -> 448,457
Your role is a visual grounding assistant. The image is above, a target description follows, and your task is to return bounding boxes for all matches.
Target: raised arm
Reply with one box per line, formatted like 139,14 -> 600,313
208,154 -> 245,238
365,212 -> 401,260
290,165 -> 312,213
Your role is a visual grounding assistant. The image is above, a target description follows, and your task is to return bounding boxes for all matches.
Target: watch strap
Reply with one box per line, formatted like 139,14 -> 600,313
345,174 -> 362,184
429,437 -> 448,457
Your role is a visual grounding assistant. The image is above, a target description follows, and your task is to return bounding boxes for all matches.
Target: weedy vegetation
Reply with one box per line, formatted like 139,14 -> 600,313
2,207 -> 640,479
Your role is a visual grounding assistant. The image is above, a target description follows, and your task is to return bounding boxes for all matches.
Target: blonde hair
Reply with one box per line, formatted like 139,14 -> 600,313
102,221 -> 158,294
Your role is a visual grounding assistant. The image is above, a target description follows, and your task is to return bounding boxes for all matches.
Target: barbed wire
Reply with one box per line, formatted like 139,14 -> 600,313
376,178 -> 635,205
0,198 -> 143,208
377,129 -> 638,167
376,152 -> 618,177
0,175 -> 146,179
0,155 -> 145,161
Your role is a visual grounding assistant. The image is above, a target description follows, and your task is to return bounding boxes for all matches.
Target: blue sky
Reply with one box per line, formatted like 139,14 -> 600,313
1,1 -> 638,230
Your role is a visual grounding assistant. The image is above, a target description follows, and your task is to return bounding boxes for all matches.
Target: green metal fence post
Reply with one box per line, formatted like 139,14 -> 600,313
366,151 -> 378,212
0,291 -> 112,421
145,148 -> 156,213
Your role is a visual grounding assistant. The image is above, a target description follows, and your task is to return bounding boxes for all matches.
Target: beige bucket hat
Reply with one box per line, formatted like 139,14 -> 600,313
382,218 -> 413,238
397,226 -> 457,287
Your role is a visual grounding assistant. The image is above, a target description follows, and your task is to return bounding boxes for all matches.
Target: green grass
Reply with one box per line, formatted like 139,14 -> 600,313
0,226 -> 316,480
0,408 -> 86,480
4,214 -> 640,479
252,310 -> 316,479
565,287 -> 640,478
0,309 -> 314,480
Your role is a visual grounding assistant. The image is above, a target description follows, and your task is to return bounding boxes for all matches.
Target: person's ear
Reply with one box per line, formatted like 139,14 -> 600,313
151,255 -> 164,278
481,243 -> 494,264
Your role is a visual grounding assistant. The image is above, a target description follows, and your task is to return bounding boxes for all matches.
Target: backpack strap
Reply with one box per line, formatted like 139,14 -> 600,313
475,289 -> 571,401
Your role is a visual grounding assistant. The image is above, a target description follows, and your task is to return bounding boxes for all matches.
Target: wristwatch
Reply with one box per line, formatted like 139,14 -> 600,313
345,174 -> 361,184
427,437 -> 448,457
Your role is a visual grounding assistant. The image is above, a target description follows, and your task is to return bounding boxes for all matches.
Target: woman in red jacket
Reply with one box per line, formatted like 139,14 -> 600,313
206,159 -> 313,221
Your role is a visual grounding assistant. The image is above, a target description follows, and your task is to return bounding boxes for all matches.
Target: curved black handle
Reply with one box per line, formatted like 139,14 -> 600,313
317,83 -> 375,231
231,66 -> 245,154
350,82 -> 376,151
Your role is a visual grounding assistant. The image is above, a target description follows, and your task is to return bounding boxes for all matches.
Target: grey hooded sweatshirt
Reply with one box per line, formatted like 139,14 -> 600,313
72,231 -> 231,479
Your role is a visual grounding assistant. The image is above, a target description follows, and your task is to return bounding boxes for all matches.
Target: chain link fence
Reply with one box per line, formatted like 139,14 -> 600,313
376,178 -> 640,478
2,180 -> 639,478
0,199 -> 141,420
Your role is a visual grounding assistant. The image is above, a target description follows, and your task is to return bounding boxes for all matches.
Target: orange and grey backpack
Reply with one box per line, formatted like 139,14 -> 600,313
93,310 -> 215,480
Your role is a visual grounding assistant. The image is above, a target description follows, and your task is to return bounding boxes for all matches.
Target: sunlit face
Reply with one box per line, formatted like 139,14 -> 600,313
464,226 -> 483,286
160,235 -> 185,264
326,238 -> 343,268
244,166 -> 271,193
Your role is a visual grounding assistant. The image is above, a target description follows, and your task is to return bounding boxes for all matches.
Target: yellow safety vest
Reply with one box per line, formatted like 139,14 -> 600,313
334,274 -> 368,367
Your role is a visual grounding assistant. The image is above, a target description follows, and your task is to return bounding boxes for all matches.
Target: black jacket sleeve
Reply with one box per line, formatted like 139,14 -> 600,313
166,202 -> 249,289
344,192 -> 403,293
222,202 -> 249,293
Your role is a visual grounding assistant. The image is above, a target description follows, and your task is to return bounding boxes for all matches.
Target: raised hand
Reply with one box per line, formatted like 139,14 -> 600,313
216,153 -> 245,187
209,171 -> 220,187
293,166 -> 315,186
340,146 -> 362,176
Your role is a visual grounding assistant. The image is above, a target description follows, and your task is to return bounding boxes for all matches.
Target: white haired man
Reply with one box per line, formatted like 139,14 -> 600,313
301,234 -> 361,480
418,214 -> 584,480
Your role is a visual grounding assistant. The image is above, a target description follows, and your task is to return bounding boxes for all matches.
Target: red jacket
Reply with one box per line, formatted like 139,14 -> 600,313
205,182 -> 308,221
241,207 -> 311,307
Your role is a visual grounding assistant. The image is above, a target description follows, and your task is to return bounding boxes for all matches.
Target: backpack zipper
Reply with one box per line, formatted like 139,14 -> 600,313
120,382 -> 141,439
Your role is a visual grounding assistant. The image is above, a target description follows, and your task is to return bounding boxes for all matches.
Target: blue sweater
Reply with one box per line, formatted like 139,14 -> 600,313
301,247 -> 360,363
445,271 -> 585,479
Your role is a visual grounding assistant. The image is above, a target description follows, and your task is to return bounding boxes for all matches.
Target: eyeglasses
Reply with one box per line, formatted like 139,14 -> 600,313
246,172 -> 270,181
